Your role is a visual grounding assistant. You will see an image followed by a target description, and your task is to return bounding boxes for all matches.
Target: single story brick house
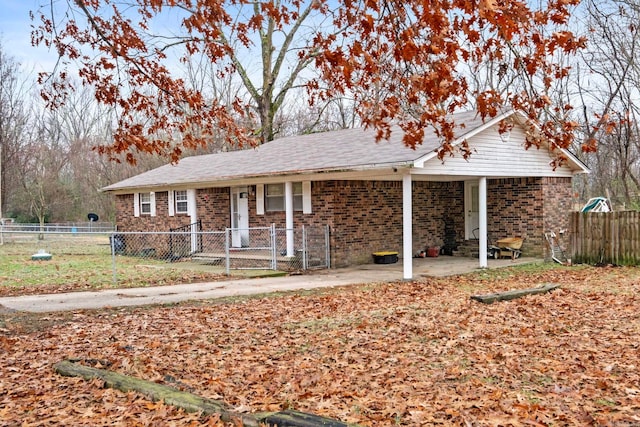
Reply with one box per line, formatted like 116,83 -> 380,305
102,109 -> 589,279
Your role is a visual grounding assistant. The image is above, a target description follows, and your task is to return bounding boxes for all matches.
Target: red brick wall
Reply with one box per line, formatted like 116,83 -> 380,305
542,177 -> 573,259
115,192 -> 196,231
113,176 -> 572,266
197,188 -> 230,230
323,181 -> 403,266
487,177 -> 572,257
318,181 -> 467,266
488,178 -> 544,256
412,181 -> 465,252
115,194 -> 133,229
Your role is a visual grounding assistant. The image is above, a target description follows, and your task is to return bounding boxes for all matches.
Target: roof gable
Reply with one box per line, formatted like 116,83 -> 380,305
417,121 -> 581,178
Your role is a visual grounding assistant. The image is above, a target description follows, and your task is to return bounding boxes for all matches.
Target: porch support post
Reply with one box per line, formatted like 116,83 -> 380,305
479,177 -> 488,268
285,181 -> 295,257
402,173 -> 413,280
187,189 -> 198,253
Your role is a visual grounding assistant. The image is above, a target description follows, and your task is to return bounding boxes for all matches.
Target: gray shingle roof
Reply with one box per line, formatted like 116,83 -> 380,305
101,110 -> 490,191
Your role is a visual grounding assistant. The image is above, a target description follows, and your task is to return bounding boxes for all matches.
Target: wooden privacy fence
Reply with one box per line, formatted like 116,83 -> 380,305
570,211 -> 640,265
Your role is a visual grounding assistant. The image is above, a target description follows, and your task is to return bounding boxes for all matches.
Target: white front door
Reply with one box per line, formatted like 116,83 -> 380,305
465,181 -> 479,240
230,187 -> 249,247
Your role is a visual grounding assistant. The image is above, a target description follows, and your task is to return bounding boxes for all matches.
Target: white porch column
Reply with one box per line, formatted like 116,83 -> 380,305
478,177 -> 488,268
187,189 -> 198,253
402,173 -> 413,280
285,181 -> 295,257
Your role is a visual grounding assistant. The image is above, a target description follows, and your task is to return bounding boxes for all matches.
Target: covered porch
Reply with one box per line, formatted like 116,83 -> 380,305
398,174 -> 493,280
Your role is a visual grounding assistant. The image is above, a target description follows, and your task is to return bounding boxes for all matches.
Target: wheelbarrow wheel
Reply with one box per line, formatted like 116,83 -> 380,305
488,247 -> 499,259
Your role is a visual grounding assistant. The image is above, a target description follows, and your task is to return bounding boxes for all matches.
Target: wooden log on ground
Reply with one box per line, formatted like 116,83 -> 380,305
470,283 -> 560,304
54,360 -> 259,426
261,410 -> 351,427
54,360 -> 353,426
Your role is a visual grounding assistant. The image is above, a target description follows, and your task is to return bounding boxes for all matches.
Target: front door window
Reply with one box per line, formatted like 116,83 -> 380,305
230,187 -> 249,247
465,181 -> 479,240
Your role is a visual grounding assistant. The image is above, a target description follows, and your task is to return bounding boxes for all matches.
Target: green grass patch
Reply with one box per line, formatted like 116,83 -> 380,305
465,261 -> 583,281
0,236 -> 284,295
0,250 -> 211,292
595,398 -> 617,407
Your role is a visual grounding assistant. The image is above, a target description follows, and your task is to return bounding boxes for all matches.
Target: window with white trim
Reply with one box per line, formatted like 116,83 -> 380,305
293,182 -> 303,210
175,190 -> 188,214
140,193 -> 152,214
265,183 -> 303,212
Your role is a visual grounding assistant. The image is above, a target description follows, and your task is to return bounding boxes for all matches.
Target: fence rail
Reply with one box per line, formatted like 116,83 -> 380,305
569,211 -> 640,265
0,222 -> 115,233
0,225 -> 330,287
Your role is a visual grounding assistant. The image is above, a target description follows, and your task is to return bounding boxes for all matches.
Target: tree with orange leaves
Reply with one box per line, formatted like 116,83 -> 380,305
32,0 -> 586,164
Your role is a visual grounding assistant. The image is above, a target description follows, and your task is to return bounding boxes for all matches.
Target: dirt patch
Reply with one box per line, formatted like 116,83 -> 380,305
0,310 -> 77,335
0,273 -> 236,297
0,304 -> 16,315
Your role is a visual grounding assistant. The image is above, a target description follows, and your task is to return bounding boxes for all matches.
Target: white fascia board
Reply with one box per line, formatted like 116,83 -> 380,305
558,148 -> 590,174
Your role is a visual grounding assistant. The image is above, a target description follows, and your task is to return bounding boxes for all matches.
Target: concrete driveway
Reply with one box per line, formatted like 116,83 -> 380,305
0,256 -> 540,313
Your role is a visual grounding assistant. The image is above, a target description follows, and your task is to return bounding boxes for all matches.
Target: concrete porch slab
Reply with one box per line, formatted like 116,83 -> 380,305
339,256 -> 542,278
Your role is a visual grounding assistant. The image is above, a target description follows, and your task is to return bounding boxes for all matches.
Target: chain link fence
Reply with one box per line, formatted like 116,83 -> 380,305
113,225 -> 330,272
274,226 -> 331,270
1,225 -> 330,287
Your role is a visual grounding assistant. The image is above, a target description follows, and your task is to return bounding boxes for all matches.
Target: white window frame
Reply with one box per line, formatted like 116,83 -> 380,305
175,190 -> 189,214
265,183 -> 285,212
134,192 -> 156,217
140,193 -> 152,215
292,182 -> 303,211
258,182 -> 311,214
265,183 -> 304,212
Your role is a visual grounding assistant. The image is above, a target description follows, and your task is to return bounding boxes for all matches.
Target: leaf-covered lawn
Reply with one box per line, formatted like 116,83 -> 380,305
1,265 -> 639,425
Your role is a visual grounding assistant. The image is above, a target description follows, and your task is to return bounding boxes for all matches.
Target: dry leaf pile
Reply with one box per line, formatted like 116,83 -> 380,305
1,265 -> 639,425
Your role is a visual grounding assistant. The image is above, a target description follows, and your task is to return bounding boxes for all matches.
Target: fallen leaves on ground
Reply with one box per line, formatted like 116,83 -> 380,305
1,265 -> 639,425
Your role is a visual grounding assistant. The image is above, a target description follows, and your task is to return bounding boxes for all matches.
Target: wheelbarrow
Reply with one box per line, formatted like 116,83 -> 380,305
494,237 -> 524,260
473,229 -> 523,260
473,228 -> 505,259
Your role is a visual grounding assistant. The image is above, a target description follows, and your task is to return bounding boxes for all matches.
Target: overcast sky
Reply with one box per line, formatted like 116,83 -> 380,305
0,0 -> 58,71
